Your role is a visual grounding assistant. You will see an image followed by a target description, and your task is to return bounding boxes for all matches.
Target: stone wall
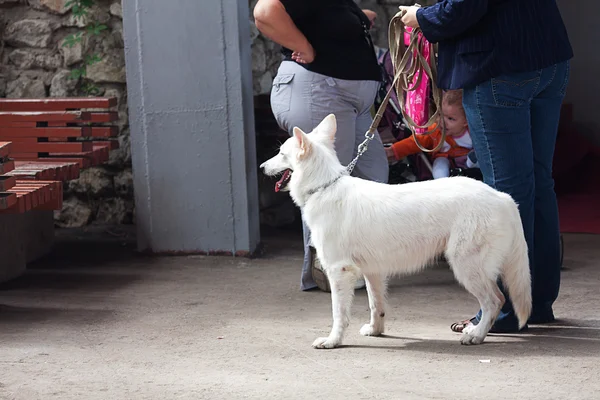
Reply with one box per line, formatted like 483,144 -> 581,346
0,0 -> 131,228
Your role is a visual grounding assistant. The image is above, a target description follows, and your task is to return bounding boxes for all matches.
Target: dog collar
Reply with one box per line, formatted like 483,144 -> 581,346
305,174 -> 344,197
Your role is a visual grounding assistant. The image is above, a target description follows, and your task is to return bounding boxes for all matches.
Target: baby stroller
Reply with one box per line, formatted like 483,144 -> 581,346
374,46 -> 483,184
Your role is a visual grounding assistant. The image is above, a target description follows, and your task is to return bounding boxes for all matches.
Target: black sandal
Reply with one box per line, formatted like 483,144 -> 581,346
450,317 -> 478,333
451,316 -> 528,334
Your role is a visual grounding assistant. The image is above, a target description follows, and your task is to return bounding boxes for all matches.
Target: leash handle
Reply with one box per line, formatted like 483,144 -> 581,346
389,5 -> 446,153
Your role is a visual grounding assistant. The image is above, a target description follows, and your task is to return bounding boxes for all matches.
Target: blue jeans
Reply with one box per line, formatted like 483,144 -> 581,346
463,61 -> 571,330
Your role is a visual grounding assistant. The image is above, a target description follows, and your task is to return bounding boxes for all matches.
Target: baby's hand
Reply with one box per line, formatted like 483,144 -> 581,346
385,146 -> 397,163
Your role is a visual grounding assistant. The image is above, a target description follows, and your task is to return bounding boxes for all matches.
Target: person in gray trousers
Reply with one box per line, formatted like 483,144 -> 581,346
254,0 -> 389,291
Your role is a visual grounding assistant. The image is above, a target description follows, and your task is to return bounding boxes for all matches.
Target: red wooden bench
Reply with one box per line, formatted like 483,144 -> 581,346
0,97 -> 120,283
0,141 -> 17,210
0,97 -> 119,169
0,141 -> 63,214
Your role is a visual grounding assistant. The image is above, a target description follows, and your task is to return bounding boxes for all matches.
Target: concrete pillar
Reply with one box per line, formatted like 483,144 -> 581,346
122,0 -> 260,255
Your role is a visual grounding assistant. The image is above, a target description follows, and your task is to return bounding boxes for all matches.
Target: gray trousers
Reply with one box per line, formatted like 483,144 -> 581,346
270,61 -> 389,290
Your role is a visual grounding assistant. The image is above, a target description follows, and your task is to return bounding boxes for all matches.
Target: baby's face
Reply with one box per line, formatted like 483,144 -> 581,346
442,104 -> 469,137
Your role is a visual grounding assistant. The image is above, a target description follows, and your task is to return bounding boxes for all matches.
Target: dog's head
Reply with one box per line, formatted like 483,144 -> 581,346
260,114 -> 338,192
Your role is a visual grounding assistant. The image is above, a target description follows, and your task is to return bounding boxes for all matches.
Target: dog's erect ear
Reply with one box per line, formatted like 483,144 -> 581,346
314,114 -> 337,142
293,127 -> 311,159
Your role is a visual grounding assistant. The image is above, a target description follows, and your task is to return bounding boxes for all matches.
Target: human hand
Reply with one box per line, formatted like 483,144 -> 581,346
385,146 -> 398,163
398,6 -> 420,29
362,9 -> 377,28
292,43 -> 315,64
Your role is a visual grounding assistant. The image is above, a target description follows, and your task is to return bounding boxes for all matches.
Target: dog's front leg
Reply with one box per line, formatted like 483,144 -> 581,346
312,265 -> 357,349
360,274 -> 387,337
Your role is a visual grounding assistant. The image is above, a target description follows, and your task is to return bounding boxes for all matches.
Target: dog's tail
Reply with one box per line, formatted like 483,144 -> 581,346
502,205 -> 533,329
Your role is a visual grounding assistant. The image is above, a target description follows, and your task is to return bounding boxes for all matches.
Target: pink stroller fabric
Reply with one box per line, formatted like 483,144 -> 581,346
403,27 -> 431,134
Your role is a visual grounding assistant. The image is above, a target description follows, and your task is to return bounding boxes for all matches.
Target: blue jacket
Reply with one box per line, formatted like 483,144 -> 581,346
416,0 -> 573,89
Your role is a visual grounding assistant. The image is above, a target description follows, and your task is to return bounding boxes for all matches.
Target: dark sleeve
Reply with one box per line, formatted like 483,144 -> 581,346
416,0 -> 490,43
279,0 -> 318,19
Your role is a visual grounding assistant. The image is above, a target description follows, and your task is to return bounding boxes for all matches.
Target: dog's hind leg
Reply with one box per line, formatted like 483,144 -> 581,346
360,273 -> 387,337
312,264 -> 358,349
459,277 -> 504,345
446,253 -> 504,345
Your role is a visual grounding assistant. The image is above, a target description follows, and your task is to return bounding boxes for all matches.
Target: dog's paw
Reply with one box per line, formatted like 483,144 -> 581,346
460,332 -> 485,345
462,323 -> 477,335
312,337 -> 341,349
360,324 -> 383,337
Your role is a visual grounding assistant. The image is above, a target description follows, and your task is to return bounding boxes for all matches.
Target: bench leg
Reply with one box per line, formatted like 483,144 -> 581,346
0,214 -> 27,283
24,210 -> 55,264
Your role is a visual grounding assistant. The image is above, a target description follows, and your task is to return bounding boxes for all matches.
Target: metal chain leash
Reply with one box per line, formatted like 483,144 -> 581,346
346,132 -> 374,174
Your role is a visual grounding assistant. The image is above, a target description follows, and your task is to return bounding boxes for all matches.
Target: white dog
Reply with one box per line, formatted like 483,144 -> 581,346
260,114 -> 532,349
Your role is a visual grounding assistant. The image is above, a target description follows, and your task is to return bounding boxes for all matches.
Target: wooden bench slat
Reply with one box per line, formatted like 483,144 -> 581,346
0,126 -> 117,139
0,160 -> 15,175
11,154 -> 90,171
0,141 -> 11,158
16,182 -> 51,204
9,161 -> 80,182
93,140 -> 120,150
15,160 -> 78,168
0,98 -> 117,112
0,180 -> 63,214
90,145 -> 110,164
10,153 -> 38,159
89,112 -> 118,123
10,185 -> 41,208
30,180 -> 63,211
0,111 -> 92,123
0,192 -> 17,210
0,127 -> 92,138
0,122 -> 38,128
0,176 -> 17,191
4,188 -> 31,212
8,168 -> 42,179
25,157 -> 89,169
11,141 -> 94,154
14,189 -> 40,208
91,126 -> 119,137
46,146 -> 109,166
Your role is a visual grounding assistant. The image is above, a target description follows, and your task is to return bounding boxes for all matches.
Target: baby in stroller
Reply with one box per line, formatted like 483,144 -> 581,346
384,89 -> 480,180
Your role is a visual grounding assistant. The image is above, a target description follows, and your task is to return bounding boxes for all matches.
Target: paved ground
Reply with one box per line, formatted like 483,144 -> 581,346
0,226 -> 599,400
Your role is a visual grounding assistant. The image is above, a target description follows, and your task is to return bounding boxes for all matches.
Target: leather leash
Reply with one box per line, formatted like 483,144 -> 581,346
347,4 -> 445,174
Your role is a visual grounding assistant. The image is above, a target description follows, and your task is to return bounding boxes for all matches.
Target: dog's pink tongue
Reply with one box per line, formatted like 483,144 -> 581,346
275,169 -> 291,192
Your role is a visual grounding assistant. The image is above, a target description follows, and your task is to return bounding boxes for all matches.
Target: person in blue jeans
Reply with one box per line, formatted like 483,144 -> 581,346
400,0 -> 573,333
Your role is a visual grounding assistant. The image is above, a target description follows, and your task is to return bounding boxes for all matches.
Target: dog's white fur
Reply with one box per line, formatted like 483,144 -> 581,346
260,114 -> 532,348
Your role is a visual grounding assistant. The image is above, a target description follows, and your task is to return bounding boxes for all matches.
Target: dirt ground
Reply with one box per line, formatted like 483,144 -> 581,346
0,227 -> 599,400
